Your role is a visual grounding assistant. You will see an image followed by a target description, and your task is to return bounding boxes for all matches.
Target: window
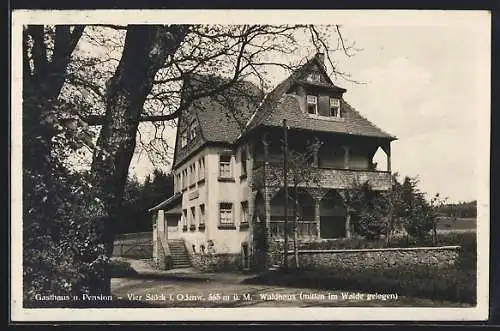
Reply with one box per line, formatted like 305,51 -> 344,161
188,121 -> 198,142
190,207 -> 196,230
182,169 -> 188,190
219,203 -> 234,225
189,164 -> 196,186
176,174 -> 181,192
307,72 -> 321,83
240,201 -> 249,225
198,157 -> 205,181
199,204 -> 205,228
180,131 -> 188,148
306,95 -> 318,115
241,150 -> 247,177
329,97 -> 341,117
219,154 -> 232,178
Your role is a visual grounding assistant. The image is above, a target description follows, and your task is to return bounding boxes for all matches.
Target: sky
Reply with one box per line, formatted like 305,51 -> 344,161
126,22 -> 488,204
333,25 -> 486,203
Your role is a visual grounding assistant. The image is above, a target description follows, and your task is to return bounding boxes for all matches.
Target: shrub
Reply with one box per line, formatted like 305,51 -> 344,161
194,253 -> 240,272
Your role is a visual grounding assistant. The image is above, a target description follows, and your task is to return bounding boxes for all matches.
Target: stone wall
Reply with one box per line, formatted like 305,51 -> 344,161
113,241 -> 153,259
271,246 -> 460,271
190,253 -> 242,272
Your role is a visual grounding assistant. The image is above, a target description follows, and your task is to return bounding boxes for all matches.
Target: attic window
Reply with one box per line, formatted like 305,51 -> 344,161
307,72 -> 321,83
180,131 -> 188,148
306,95 -> 318,115
329,98 -> 341,117
188,121 -> 198,142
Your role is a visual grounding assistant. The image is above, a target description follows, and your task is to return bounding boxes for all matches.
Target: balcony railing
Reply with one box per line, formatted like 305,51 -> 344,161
253,164 -> 391,191
269,219 -> 318,240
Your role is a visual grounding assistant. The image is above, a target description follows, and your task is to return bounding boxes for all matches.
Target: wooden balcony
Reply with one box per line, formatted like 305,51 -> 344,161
253,164 -> 392,191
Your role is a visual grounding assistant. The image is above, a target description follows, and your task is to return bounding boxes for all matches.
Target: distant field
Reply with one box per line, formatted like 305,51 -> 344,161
436,217 -> 476,232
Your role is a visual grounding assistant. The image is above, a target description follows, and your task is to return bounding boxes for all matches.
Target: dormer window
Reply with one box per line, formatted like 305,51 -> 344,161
329,97 -> 341,118
306,95 -> 318,115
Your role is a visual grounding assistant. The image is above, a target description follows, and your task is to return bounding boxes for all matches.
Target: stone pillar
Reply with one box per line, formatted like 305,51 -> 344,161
337,190 -> 352,239
158,210 -> 167,241
152,212 -> 158,264
343,146 -> 350,169
312,140 -> 321,168
306,188 -> 327,240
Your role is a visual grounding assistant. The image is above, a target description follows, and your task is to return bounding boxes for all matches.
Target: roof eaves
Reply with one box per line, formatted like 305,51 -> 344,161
343,100 -> 395,140
148,192 -> 182,212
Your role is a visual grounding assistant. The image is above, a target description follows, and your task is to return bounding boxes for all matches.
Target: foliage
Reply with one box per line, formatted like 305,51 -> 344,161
346,174 -> 444,244
435,200 -> 477,218
346,181 -> 389,240
299,231 -> 476,251
23,133 -> 108,305
117,169 -> 174,234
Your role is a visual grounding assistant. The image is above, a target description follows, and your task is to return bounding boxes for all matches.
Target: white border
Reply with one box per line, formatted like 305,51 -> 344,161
10,9 -> 491,322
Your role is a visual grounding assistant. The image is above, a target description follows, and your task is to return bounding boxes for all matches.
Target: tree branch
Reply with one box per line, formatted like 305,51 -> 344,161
82,110 -> 181,126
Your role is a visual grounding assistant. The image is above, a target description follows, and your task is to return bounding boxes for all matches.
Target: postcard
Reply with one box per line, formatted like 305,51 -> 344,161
10,9 -> 491,322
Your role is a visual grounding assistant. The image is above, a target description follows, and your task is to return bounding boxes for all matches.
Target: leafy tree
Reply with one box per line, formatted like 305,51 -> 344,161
142,169 -> 174,208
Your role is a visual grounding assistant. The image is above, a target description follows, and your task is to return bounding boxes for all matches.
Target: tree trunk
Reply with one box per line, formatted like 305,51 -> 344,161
90,25 -> 188,295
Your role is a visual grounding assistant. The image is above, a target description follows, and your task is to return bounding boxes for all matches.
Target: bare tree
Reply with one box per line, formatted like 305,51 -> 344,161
22,23 -> 356,294
268,138 -> 323,269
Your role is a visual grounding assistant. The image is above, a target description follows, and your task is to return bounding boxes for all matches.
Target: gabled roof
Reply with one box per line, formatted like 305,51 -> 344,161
241,54 -> 396,141
172,75 -> 264,168
185,76 -> 264,144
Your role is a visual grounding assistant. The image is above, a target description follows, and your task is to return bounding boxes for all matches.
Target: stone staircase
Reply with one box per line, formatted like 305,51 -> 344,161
168,239 -> 192,269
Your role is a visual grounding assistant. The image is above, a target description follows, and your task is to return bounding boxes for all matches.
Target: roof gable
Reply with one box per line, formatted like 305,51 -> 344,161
241,53 -> 394,140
